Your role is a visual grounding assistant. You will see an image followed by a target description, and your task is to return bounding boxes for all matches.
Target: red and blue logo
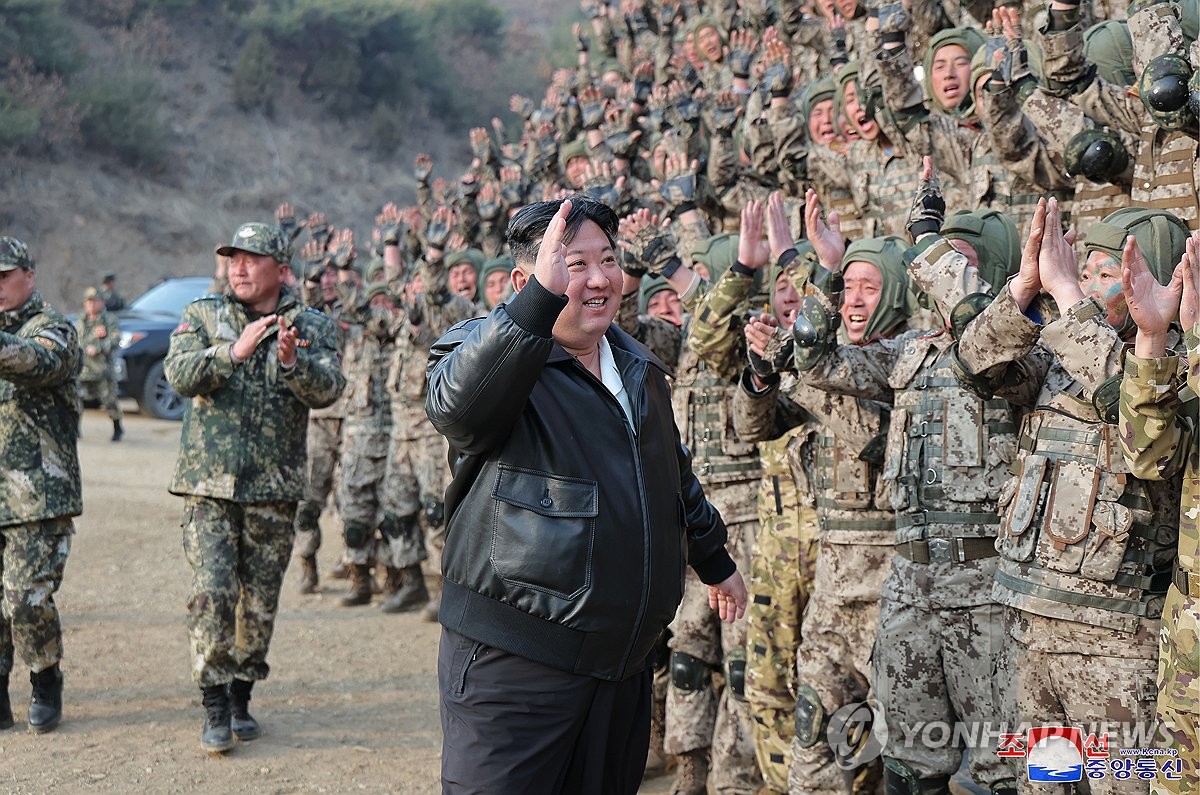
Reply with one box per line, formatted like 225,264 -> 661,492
1026,727 -> 1084,783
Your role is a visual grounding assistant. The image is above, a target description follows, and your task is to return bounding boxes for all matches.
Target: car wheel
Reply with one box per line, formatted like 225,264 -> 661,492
140,359 -> 186,421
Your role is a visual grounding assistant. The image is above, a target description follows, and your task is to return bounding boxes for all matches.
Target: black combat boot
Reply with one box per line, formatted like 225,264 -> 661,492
229,679 -> 261,741
297,555 -> 318,594
339,564 -> 373,607
28,665 -> 62,734
380,565 -> 429,613
111,420 -> 123,442
0,673 -> 12,730
200,684 -> 234,754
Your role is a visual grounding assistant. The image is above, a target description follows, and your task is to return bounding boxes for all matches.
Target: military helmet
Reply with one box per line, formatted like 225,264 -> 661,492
941,209 -> 1020,296
769,241 -> 816,312
922,27 -> 987,115
691,233 -> 739,281
800,76 -> 837,140
638,274 -> 676,314
445,247 -> 486,274
833,62 -> 861,126
1189,64 -> 1200,120
558,137 -> 591,172
1138,53 -> 1197,132
1084,208 -> 1190,286
840,235 -> 912,343
1083,20 -> 1136,87
1063,127 -> 1131,183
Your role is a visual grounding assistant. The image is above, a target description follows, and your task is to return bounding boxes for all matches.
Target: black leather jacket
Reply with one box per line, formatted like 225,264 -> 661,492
426,278 -> 734,681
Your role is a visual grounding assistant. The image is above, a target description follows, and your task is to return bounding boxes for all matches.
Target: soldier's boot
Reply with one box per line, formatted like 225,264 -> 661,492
329,557 -> 351,580
296,555 -> 318,595
669,748 -> 708,795
380,566 -> 403,598
27,665 -> 62,734
420,576 -> 442,623
380,565 -> 429,614
339,564 -> 373,607
111,420 -> 123,442
883,758 -> 950,795
0,674 -> 12,730
228,679 -> 261,741
200,684 -> 234,754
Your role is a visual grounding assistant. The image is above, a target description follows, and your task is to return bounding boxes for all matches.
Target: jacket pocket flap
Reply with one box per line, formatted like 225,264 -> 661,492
494,466 -> 598,517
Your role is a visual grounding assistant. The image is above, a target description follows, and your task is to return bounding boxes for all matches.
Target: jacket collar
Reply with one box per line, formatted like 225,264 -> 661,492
0,291 -> 46,332
544,323 -> 672,378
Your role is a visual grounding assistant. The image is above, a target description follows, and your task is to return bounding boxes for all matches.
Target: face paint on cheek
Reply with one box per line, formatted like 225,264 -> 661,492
1102,281 -> 1128,322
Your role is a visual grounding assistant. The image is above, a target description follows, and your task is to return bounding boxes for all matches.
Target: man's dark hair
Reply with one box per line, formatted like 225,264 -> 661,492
506,196 -> 619,267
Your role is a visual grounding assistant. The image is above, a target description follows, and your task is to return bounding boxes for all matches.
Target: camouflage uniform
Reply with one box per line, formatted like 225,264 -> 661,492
380,258 -> 473,575
795,235 -> 1020,791
953,213 -> 1188,793
332,282 -> 395,566
0,283 -> 81,681
619,278 -> 762,793
1118,325 -> 1199,795
75,306 -> 122,422
166,279 -> 344,687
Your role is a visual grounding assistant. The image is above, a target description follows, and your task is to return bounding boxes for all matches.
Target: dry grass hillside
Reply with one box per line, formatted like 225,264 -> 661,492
0,1 -> 566,310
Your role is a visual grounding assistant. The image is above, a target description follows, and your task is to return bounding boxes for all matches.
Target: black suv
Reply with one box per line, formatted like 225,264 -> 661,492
115,276 -> 213,420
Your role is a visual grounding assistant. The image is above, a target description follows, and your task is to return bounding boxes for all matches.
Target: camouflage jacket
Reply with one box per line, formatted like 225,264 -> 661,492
1119,326 -> 1199,580
165,286 -> 345,502
385,259 -> 475,406
0,291 -> 82,526
957,285 -> 1182,633
76,310 -> 120,382
334,281 -> 394,424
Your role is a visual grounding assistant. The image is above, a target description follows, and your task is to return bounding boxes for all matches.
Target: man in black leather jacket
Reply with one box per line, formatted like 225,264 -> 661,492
425,196 -> 748,794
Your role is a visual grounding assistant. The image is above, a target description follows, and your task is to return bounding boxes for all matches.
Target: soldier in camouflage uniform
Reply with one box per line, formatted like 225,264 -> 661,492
76,285 -> 124,442
0,237 -> 81,735
1118,228 -> 1200,795
165,222 -> 344,754
787,192 -> 1022,795
619,211 -> 762,795
373,233 -> 474,618
954,203 -> 1190,794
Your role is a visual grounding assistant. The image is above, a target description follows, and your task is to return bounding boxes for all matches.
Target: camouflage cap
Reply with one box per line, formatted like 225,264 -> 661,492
215,222 -> 293,264
0,236 -> 34,272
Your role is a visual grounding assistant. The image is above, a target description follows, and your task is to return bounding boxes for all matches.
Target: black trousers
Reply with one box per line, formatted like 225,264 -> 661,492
439,627 -> 652,794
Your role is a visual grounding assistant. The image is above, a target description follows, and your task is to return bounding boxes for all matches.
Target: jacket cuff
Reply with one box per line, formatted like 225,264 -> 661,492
1123,352 -> 1179,385
504,275 -> 568,339
691,546 -> 736,586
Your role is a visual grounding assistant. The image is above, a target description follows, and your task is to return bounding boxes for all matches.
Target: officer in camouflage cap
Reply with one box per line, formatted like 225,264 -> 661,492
0,236 -> 81,734
166,221 -> 345,754
76,286 -> 124,442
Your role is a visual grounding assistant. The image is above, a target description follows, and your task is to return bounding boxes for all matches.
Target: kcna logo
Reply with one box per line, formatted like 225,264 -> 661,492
998,727 -> 1109,783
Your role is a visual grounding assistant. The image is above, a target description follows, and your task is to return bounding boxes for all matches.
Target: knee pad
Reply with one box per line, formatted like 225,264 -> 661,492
793,683 -> 826,749
295,502 -> 322,533
990,779 -> 1017,795
883,758 -> 949,795
669,651 -> 711,693
342,521 -> 373,550
380,513 -> 418,541
724,649 -> 746,702
421,497 -> 445,530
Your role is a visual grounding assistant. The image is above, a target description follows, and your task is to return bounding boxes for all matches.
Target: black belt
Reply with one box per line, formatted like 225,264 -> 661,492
895,537 -> 998,564
1173,564 -> 1200,599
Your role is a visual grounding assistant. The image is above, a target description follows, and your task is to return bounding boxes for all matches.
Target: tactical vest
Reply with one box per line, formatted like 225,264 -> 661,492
994,383 -> 1179,632
1132,126 -> 1200,232
970,142 -> 1074,233
672,344 -> 762,489
850,146 -> 921,239
883,340 -> 1018,543
808,423 -> 895,545
341,323 -> 393,421
1071,176 -> 1132,242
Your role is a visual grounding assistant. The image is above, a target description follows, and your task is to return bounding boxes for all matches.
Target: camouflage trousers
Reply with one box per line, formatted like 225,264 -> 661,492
666,515 -> 761,794
872,577 -> 1008,786
745,473 -> 821,793
1156,585 -> 1198,795
789,541 -> 892,795
78,377 -> 122,422
182,496 -> 295,687
0,517 -> 73,676
997,609 -> 1159,795
382,403 -> 449,570
292,416 -> 343,560
335,418 -> 389,566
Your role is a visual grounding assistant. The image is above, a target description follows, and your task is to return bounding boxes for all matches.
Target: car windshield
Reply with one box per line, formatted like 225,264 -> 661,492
127,278 -> 212,316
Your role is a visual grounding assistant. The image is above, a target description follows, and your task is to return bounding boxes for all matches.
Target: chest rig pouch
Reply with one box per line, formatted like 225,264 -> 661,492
673,357 -> 758,484
998,401 -> 1177,597
883,344 -> 1018,538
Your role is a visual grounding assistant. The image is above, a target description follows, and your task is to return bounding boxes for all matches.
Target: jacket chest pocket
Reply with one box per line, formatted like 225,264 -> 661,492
490,466 -> 598,601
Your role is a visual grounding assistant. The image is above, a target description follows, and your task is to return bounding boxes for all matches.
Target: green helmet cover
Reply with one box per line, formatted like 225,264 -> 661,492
922,27 -> 987,115
1083,20 -> 1136,87
841,235 -> 913,342
941,209 -> 1020,295
1084,208 -> 1190,286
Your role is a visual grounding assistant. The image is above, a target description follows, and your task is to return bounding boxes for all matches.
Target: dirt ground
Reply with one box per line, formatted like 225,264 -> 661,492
0,408 -> 673,794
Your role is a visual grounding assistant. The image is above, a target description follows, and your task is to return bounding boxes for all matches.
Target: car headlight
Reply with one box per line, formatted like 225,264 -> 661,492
119,331 -> 147,349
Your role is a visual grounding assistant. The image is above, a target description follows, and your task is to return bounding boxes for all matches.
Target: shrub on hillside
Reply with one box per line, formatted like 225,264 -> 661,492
0,87 -> 40,149
369,103 -> 404,155
72,65 -> 170,169
232,31 -> 277,114
0,0 -> 79,75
